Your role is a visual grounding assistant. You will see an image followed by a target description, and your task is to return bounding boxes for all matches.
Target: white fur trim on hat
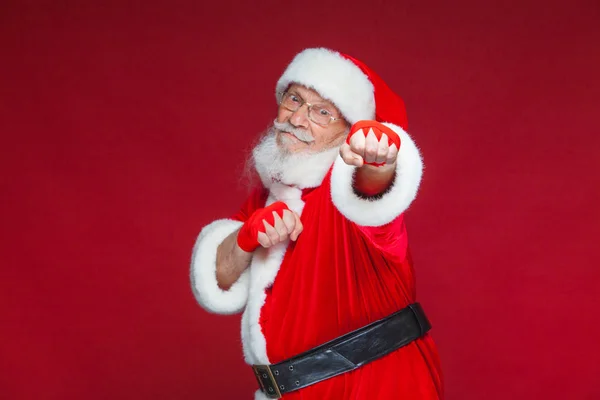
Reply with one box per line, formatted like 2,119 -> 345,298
190,218 -> 249,314
330,123 -> 423,226
276,48 -> 375,124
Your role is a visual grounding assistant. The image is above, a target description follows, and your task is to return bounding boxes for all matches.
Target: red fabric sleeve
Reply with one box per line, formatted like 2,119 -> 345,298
355,215 -> 409,263
230,187 -> 269,223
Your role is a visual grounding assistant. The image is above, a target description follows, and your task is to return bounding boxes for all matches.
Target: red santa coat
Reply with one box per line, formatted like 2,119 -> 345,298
191,125 -> 443,399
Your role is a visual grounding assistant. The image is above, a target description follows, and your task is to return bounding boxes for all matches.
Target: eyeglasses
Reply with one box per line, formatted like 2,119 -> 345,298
278,91 -> 344,126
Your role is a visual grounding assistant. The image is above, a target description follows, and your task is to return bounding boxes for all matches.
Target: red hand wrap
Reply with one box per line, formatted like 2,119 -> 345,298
346,120 -> 401,166
236,201 -> 289,252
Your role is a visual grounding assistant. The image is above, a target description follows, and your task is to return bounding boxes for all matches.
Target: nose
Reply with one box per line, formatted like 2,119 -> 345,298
289,104 -> 310,129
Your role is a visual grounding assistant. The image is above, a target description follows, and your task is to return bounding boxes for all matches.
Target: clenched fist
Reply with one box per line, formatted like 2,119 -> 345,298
236,201 -> 303,252
340,120 -> 401,167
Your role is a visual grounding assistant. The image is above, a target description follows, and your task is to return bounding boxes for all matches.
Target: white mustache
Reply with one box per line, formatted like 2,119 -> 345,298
273,121 -> 315,143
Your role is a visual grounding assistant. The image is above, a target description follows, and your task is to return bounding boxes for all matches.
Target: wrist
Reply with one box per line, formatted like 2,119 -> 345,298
354,162 -> 396,197
234,238 -> 253,256
235,225 -> 257,253
360,162 -> 395,174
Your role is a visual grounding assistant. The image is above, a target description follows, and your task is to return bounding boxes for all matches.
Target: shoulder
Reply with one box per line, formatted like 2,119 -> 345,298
231,186 -> 269,222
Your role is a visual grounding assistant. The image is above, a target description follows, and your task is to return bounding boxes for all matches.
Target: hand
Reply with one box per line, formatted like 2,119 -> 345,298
236,201 -> 303,252
340,120 -> 401,168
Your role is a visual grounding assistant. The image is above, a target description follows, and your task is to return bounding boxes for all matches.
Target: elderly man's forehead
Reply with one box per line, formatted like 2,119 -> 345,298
288,84 -> 334,104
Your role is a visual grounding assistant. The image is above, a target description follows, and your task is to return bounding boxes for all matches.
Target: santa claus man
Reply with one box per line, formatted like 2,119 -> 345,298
190,48 -> 443,399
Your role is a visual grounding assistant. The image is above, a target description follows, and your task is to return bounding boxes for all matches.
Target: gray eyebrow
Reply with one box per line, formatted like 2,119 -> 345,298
289,89 -> 339,115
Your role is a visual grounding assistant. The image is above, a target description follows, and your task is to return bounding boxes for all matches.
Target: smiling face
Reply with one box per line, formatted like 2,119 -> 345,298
246,84 -> 351,189
274,84 -> 349,154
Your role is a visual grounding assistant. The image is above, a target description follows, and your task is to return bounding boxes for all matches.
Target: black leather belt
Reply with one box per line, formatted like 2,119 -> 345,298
252,302 -> 431,399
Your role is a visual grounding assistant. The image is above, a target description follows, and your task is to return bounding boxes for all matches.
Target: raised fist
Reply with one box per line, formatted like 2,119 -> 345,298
236,201 -> 303,252
340,120 -> 401,167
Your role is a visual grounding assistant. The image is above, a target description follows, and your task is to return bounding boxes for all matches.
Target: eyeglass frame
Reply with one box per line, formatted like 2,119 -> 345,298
277,90 -> 345,126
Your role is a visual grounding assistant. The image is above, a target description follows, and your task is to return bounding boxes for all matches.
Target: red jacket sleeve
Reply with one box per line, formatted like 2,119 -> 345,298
356,215 -> 409,263
230,187 -> 269,222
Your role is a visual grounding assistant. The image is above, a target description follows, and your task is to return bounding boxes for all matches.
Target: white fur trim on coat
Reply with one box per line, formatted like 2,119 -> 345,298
255,390 -> 269,400
330,123 -> 423,227
240,188 -> 304,366
241,241 -> 288,365
276,48 -> 375,124
190,219 -> 249,314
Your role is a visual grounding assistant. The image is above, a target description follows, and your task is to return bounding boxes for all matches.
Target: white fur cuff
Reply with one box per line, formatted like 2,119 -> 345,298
190,219 -> 249,314
330,123 -> 423,227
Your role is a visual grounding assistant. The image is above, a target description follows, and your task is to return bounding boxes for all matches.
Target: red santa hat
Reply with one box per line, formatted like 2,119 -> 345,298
275,47 -> 408,130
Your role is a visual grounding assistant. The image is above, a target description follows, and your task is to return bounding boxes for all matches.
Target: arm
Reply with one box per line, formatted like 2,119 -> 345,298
332,121 -> 423,227
190,219 -> 249,315
340,121 -> 401,197
191,201 -> 303,314
215,228 -> 252,290
353,163 -> 396,197
216,203 -> 304,290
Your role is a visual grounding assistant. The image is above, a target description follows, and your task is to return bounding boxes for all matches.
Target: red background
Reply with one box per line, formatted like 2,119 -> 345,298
1,1 -> 599,399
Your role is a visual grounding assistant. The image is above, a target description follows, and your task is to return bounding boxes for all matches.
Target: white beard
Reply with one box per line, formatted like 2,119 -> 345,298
251,128 -> 341,189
